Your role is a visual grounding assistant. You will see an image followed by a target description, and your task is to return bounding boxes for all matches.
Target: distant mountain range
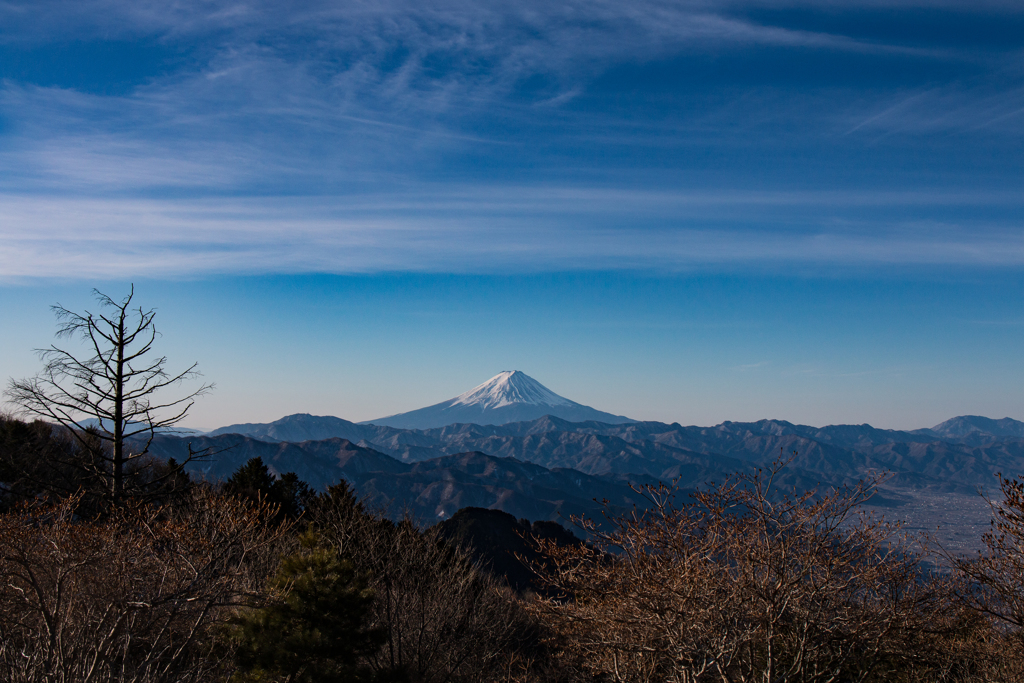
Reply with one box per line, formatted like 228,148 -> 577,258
924,415 -> 1024,443
173,372 -> 1024,532
150,411 -> 1024,527
204,410 -> 1024,478
209,370 -> 1022,445
208,414 -> 368,443
78,418 -> 204,437
208,371 -> 633,436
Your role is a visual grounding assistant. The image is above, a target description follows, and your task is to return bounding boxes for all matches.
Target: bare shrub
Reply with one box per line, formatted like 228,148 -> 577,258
308,483 -> 548,683
0,488 -> 289,683
531,462 -> 943,683
953,474 -> 1024,629
942,473 -> 1024,681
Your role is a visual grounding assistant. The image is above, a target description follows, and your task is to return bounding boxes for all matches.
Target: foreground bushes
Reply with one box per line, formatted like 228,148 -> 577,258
304,483 -> 550,683
532,465 -> 951,682
0,489 -> 288,683
0,469 -> 552,683
5,444 -> 1024,681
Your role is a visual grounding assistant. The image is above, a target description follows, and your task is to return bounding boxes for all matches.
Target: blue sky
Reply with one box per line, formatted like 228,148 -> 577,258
1,0 -> 1022,429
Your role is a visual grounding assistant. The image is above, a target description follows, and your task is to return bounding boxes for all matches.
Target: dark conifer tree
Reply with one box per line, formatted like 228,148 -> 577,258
224,457 -> 277,499
231,532 -> 394,683
224,457 -> 312,521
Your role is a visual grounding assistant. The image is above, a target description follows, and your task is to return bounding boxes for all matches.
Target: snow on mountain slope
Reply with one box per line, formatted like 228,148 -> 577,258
364,371 -> 634,429
451,371 -> 572,409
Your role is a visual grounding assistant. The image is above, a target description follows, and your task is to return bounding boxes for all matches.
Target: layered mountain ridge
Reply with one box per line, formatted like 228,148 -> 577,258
151,412 -> 1024,532
183,372 -> 1024,543
148,433 -> 648,523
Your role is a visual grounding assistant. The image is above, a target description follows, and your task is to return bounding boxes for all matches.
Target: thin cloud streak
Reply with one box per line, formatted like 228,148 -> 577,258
3,194 -> 1024,280
844,83 -> 1024,136
731,361 -> 770,370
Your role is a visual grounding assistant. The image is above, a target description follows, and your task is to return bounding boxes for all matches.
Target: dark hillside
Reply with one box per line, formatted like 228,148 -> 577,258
434,507 -> 582,592
344,451 -> 649,524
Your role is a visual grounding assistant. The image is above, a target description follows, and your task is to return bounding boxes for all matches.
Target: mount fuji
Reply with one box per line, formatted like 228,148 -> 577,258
364,371 -> 635,429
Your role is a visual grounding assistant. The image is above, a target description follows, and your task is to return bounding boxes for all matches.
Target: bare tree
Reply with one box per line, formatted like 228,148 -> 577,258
5,286 -> 212,502
952,474 -> 1024,630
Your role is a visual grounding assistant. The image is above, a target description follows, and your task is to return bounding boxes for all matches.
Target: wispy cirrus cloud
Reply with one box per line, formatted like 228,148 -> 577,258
844,80 -> 1024,136
0,0 -> 1021,279
3,190 -> 1023,280
731,361 -> 770,371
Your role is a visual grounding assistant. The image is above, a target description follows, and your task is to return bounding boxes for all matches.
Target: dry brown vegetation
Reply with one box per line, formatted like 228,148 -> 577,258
4,443 -> 1024,682
0,488 -> 289,683
306,484 -> 551,683
531,464 -> 953,683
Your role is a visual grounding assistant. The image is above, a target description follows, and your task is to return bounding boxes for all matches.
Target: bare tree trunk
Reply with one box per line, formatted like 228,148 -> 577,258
113,306 -> 125,502
5,286 -> 213,506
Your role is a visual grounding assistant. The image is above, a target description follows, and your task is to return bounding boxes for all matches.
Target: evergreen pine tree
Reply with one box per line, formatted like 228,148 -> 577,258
224,457 -> 277,500
231,531 -> 393,683
224,457 -> 311,521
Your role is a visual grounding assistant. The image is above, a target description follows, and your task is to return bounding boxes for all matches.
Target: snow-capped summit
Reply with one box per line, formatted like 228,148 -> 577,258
365,371 -> 634,430
452,370 -> 572,410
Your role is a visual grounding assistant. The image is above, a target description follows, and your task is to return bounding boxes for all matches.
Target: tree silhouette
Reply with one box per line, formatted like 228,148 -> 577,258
5,286 -> 212,503
224,457 -> 313,520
